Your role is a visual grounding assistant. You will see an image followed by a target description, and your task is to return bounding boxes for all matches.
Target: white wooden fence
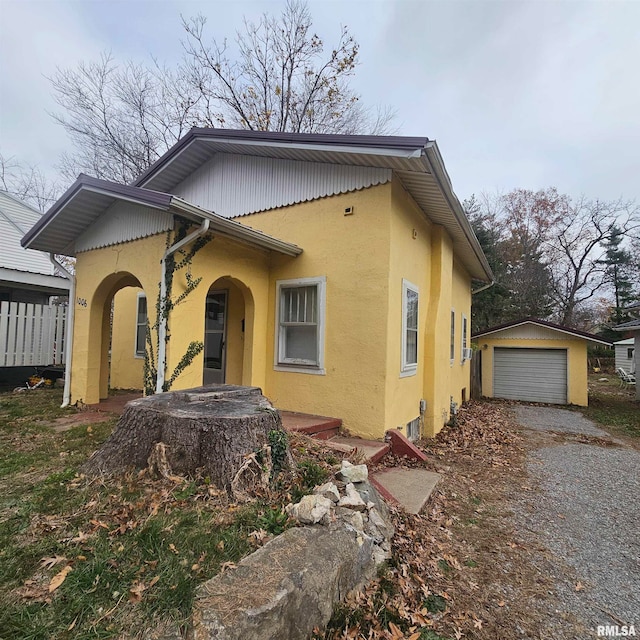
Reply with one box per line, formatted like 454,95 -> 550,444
0,301 -> 67,367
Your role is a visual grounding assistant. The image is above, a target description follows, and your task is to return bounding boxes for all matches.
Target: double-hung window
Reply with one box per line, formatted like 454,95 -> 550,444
275,277 -> 326,373
461,314 -> 468,362
135,293 -> 147,358
401,279 -> 419,375
450,310 -> 455,364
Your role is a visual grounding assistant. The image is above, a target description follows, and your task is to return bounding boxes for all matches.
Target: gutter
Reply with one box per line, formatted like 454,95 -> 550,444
50,255 -> 75,408
155,218 -> 211,394
472,281 -> 494,295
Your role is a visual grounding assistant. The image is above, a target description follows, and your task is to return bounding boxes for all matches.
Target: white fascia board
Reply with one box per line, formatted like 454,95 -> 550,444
196,136 -> 425,159
473,320 -> 612,346
423,142 -> 493,283
0,267 -> 72,292
82,186 -> 171,210
170,198 -> 302,257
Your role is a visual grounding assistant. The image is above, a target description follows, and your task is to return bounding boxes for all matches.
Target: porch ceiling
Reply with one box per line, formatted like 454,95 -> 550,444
21,174 -> 302,258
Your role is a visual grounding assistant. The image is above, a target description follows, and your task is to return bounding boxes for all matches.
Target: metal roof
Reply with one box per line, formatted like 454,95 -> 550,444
472,317 -> 612,346
613,319 -> 640,331
132,128 -> 492,282
22,174 -> 301,258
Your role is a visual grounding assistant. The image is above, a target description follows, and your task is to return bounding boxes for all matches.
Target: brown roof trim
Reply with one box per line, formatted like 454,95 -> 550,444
133,127 -> 430,188
22,174 -> 172,249
472,317 -> 612,345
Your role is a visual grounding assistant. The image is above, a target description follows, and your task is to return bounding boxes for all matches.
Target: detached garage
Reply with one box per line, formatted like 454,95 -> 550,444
472,318 -> 611,406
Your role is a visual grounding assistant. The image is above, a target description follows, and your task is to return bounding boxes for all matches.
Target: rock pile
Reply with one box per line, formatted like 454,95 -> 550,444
285,460 -> 394,565
191,459 -> 395,640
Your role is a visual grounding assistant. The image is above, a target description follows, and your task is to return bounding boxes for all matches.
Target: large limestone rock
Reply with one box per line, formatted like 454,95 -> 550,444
192,525 -> 377,640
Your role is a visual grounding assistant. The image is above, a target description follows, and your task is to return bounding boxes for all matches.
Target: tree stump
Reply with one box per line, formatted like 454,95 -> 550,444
82,385 -> 286,493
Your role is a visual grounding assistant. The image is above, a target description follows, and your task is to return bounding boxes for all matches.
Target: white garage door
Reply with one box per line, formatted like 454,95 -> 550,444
493,347 -> 568,404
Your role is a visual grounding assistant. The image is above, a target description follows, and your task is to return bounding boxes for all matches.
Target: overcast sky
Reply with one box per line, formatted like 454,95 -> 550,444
0,0 -> 638,204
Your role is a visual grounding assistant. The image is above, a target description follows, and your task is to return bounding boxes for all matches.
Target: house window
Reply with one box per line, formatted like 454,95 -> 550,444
401,279 -> 419,375
450,310 -> 455,363
628,348 -> 635,360
275,276 -> 326,373
135,293 -> 147,358
461,315 -> 468,362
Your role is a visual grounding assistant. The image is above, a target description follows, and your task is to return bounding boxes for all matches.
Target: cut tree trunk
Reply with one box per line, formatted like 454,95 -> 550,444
82,385 -> 286,492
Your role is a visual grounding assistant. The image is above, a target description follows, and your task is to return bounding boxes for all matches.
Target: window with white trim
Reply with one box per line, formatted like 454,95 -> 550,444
135,293 -> 147,358
401,279 -> 419,374
275,277 -> 326,371
461,315 -> 468,362
450,310 -> 455,363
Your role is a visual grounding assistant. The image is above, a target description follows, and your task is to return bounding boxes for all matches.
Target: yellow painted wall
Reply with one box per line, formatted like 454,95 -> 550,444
383,179 -> 473,437
163,235 -> 272,392
110,287 -> 144,390
72,180 -> 476,439
384,179 -> 431,433
72,234 -> 166,404
477,337 -> 588,406
243,185 -> 392,439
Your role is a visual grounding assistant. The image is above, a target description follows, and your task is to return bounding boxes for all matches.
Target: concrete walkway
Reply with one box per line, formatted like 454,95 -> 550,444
371,468 -> 441,515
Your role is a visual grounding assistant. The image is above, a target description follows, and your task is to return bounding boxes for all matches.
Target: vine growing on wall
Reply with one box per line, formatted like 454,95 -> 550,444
143,219 -> 211,395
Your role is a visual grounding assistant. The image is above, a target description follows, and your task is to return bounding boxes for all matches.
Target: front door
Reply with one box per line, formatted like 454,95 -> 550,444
203,290 -> 227,385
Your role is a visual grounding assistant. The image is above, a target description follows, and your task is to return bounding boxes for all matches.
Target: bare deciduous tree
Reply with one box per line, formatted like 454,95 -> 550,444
49,0 -> 394,184
0,152 -> 60,212
468,188 -> 639,331
50,53 -> 204,183
182,1 -> 393,135
546,197 -> 639,326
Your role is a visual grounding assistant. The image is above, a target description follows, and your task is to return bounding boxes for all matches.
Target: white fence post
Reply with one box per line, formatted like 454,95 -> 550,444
0,301 -> 67,368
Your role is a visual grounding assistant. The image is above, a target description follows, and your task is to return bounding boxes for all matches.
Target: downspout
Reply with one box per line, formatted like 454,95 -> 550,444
50,255 -> 75,408
472,281 -> 494,295
155,218 -> 210,394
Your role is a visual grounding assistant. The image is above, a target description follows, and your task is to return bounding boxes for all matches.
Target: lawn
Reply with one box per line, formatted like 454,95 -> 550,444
582,372 -> 639,439
0,388 -> 336,639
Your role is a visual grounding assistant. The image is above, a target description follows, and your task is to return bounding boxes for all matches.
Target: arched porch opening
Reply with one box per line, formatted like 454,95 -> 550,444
89,272 -> 147,400
203,276 -> 255,386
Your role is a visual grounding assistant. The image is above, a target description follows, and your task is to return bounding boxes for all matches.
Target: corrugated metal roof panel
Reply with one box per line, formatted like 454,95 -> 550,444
173,153 -> 392,217
76,201 -> 174,253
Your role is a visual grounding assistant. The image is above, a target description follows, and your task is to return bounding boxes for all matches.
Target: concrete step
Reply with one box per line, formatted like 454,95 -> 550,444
328,436 -> 391,464
280,411 -> 341,440
371,467 -> 441,515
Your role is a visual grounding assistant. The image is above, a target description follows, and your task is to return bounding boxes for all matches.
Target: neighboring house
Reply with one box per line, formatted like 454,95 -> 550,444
0,191 -> 70,304
613,311 -> 640,401
614,338 -> 635,374
21,129 -> 493,439
472,318 -> 611,406
0,191 -> 71,384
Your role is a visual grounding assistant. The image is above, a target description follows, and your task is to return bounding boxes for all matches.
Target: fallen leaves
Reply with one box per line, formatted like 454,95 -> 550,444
49,565 -> 72,592
320,402 -> 542,640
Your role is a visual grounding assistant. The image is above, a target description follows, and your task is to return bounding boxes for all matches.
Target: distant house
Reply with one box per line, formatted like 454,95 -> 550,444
0,191 -> 71,385
21,129 -> 493,439
614,338 -> 635,374
613,308 -> 640,400
0,191 -> 70,304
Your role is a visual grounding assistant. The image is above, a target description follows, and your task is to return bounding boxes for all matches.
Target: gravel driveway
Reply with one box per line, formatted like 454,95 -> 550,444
512,405 -> 640,639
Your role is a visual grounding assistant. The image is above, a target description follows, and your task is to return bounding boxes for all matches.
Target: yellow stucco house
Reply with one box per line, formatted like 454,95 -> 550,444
22,129 -> 492,439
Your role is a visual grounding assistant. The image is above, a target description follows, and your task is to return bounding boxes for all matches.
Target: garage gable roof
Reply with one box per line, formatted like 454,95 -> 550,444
472,318 -> 611,346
